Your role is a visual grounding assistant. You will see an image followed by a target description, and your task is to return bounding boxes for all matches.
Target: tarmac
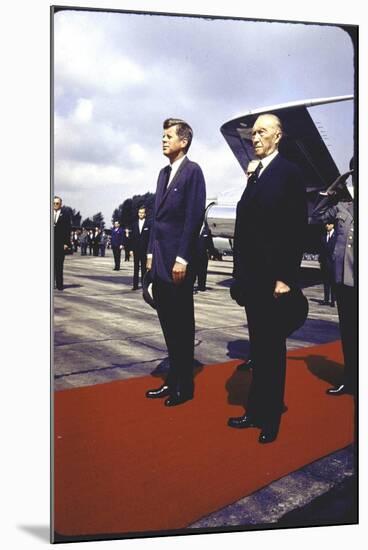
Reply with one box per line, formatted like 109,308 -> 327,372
53,249 -> 356,533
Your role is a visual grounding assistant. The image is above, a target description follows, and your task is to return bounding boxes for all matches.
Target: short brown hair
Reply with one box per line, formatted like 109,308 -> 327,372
163,118 -> 193,152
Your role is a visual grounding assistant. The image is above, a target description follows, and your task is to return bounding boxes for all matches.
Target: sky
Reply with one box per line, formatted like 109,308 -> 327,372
53,8 -> 355,225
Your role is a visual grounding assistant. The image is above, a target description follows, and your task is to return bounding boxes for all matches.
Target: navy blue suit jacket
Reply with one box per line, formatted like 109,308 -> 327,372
111,227 -> 123,247
233,154 -> 307,288
148,157 -> 206,283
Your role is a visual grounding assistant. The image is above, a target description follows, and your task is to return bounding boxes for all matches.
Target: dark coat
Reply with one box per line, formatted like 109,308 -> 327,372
197,222 -> 215,258
319,229 -> 337,275
233,154 -> 307,290
131,219 -> 151,256
148,157 -> 206,283
111,227 -> 123,248
313,201 -> 354,287
54,209 -> 71,252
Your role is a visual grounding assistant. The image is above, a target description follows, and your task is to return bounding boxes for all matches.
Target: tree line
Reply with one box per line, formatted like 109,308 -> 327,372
63,191 -> 155,230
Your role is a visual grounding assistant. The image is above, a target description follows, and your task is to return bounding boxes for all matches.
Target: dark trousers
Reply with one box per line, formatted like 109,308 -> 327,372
196,254 -> 208,290
133,252 -> 147,288
321,265 -> 336,304
335,283 -> 357,392
153,278 -> 195,395
124,246 -> 131,261
323,281 -> 336,304
81,243 -> 87,255
93,244 -> 99,256
54,248 -> 65,290
244,285 -> 287,432
112,246 -> 121,269
99,244 -> 106,257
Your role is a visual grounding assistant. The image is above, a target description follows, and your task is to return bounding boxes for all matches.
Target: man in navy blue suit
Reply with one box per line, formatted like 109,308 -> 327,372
111,220 -> 124,270
145,118 -> 206,406
228,114 -> 307,443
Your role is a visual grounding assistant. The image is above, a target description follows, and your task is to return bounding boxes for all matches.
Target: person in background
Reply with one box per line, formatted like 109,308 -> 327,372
195,220 -> 214,292
319,222 -> 337,307
93,227 -> 101,256
123,228 -> 132,262
53,196 -> 71,291
312,160 -> 355,395
111,221 -> 124,271
88,230 -> 94,255
131,207 -> 151,290
80,228 -> 88,256
99,230 -> 108,257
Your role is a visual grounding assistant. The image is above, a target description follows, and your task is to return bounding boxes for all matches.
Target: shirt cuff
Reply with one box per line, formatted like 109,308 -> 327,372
176,256 -> 188,266
147,253 -> 153,259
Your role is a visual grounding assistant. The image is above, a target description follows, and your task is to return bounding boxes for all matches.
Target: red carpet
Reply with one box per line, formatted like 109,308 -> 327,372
53,340 -> 354,538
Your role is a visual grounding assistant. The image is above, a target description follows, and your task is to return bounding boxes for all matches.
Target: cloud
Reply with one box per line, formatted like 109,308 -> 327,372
53,10 -> 354,222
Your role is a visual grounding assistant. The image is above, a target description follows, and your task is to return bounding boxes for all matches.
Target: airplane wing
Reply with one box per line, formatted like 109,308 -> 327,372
220,95 -> 353,194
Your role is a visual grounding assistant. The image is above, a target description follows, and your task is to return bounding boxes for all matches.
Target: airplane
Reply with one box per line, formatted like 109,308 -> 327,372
206,95 -> 354,253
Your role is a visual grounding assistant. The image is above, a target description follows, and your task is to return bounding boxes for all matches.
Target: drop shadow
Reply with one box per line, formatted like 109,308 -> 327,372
17,525 -> 49,543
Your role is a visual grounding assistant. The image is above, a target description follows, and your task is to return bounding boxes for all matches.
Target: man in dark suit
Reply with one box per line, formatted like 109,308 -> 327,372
53,196 -> 71,291
123,228 -> 132,261
111,221 -> 123,270
195,221 -> 214,291
131,206 -> 150,290
312,162 -> 355,395
145,118 -> 206,406
92,227 -> 101,256
319,222 -> 337,307
228,113 -> 307,443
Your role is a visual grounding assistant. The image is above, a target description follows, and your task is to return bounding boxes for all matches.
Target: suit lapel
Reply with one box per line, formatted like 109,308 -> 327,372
243,154 -> 280,204
157,157 -> 189,212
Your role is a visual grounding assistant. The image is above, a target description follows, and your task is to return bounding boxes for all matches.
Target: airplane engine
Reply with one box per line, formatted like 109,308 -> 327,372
205,203 -> 236,239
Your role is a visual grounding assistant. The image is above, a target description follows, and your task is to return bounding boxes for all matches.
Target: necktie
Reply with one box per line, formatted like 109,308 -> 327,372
163,165 -> 172,192
246,161 -> 263,193
250,161 -> 263,182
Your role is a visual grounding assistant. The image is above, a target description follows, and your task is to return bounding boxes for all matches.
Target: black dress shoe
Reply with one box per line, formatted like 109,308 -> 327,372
131,286 -> 139,291
145,384 -> 170,399
164,391 -> 193,407
326,384 -> 352,396
227,414 -> 258,429
236,359 -> 253,372
259,428 -> 278,444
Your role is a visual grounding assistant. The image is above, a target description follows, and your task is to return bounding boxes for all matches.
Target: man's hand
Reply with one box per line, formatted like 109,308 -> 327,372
273,280 -> 290,298
120,245 -> 123,250
63,244 -> 69,251
172,262 -> 187,284
146,257 -> 152,270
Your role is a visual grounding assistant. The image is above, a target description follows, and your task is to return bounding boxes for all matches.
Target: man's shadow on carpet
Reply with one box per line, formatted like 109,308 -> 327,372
292,352 -> 344,387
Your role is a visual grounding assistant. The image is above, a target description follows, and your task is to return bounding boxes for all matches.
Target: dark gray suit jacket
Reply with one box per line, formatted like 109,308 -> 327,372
233,154 -> 307,289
